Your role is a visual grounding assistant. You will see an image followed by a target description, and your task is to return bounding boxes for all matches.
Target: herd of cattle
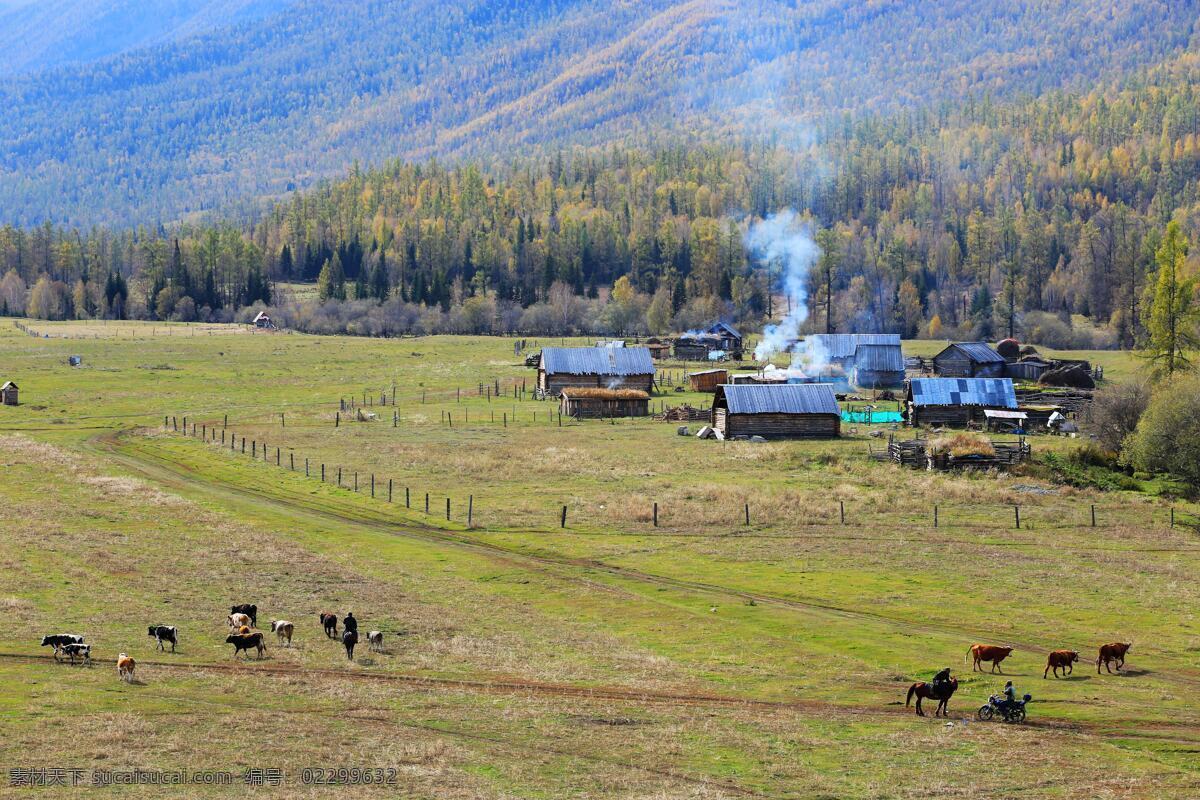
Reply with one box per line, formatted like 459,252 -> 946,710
38,602 -> 389,683
968,641 -> 1134,677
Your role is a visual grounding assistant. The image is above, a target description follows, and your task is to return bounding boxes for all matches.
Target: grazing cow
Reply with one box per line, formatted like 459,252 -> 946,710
342,629 -> 358,660
230,604 -> 258,627
226,632 -> 266,660
1098,642 -> 1132,674
319,613 -> 338,638
228,613 -> 251,631
148,625 -> 178,653
967,644 -> 1015,673
60,643 -> 91,664
367,631 -> 383,653
1044,650 -> 1079,679
270,620 -> 294,647
117,653 -> 136,682
40,634 -> 84,657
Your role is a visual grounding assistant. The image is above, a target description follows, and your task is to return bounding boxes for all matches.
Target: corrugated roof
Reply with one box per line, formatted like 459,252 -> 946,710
806,334 -> 901,360
719,383 -> 840,415
940,342 -> 1005,363
541,347 -> 654,376
909,378 -> 1017,408
708,322 -> 742,339
853,343 -> 904,372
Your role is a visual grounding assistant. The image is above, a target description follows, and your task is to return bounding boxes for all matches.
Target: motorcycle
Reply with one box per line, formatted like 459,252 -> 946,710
977,692 -> 1032,723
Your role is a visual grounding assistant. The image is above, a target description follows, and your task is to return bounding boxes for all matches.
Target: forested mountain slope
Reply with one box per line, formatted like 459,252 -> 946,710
0,0 -> 293,75
0,0 -> 1195,226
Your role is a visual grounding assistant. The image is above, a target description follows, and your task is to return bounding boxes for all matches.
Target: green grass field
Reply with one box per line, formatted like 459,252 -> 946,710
1,320 -> 1198,798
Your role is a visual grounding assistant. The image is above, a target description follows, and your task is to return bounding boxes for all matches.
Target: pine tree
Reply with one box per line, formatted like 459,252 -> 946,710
370,250 -> 390,300
1147,221 -> 1197,376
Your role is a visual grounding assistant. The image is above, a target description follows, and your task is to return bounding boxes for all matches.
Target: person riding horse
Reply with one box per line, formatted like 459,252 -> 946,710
931,668 -> 953,697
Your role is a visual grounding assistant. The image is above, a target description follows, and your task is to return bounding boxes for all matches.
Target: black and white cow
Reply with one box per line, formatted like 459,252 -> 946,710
342,629 -> 358,660
40,634 -> 84,658
148,625 -> 178,652
60,643 -> 91,664
367,630 -> 384,653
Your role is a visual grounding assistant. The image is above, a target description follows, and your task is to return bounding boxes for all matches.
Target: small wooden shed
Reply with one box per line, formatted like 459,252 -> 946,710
905,378 -> 1017,427
538,347 -> 655,396
645,338 -> 673,360
1,381 -> 17,406
852,343 -> 905,388
253,311 -> 275,329
559,387 -> 650,419
712,384 -> 841,439
932,342 -> 1006,378
688,369 -> 728,393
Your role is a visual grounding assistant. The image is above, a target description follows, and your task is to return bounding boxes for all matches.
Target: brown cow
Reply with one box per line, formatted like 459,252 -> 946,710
1097,642 -> 1132,674
1044,650 -> 1079,678
967,644 -> 1014,673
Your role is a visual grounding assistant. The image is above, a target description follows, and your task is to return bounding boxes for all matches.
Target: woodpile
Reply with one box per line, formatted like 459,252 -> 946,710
655,404 -> 709,422
1016,387 -> 1093,414
871,434 -> 1030,470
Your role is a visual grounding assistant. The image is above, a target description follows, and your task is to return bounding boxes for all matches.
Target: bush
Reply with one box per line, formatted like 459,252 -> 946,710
1122,374 -> 1200,493
1091,380 -> 1150,452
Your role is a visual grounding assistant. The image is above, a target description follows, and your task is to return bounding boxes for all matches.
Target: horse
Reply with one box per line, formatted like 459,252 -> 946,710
906,678 -> 958,717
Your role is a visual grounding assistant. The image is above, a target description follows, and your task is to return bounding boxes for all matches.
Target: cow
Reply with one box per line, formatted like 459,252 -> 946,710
40,634 -> 84,658
967,644 -> 1014,673
270,620 -> 294,647
230,604 -> 258,627
117,653 -> 136,683
1044,650 -> 1079,678
367,630 -> 383,653
237,625 -> 252,635
1098,642 -> 1132,674
226,632 -> 266,660
342,629 -> 358,660
319,613 -> 338,638
60,643 -> 91,664
227,613 -> 251,631
148,625 -> 178,653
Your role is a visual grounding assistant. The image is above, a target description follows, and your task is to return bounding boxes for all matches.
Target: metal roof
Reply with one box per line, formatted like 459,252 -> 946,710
707,322 -> 742,339
541,347 -> 654,376
806,334 -> 901,360
853,343 -> 904,372
718,383 -> 840,415
909,378 -> 1017,408
0,381 -> 15,390
939,342 -> 1005,363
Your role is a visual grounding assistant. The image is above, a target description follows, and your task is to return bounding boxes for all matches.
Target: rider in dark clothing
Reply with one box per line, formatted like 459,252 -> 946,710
931,668 -> 952,696
343,612 -> 358,634
998,680 -> 1017,713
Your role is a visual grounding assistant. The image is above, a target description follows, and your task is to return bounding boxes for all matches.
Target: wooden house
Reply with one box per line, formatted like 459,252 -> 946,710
674,323 -> 743,360
1,381 -> 17,406
805,334 -> 901,368
932,342 -> 1006,378
711,384 -> 841,439
538,347 -> 655,397
852,344 -> 905,388
559,388 -> 650,419
645,338 -> 672,360
904,378 -> 1017,427
688,369 -> 728,393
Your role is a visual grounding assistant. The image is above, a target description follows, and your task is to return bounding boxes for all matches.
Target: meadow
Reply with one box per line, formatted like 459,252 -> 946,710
0,320 -> 1198,798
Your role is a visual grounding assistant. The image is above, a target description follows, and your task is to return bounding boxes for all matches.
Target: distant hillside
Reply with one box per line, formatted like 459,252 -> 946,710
0,0 -> 294,75
0,0 -> 1196,226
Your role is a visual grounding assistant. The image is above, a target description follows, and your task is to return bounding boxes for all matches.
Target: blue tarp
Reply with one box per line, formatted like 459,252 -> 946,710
841,410 -> 903,424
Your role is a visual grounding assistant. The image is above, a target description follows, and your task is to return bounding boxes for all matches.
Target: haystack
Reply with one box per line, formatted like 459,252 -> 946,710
1039,366 -> 1095,389
927,432 -> 996,458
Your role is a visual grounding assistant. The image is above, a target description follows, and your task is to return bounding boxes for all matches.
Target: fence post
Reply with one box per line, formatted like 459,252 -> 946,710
1014,505 -> 1021,529
252,440 -> 256,457
224,414 -> 228,427
468,495 -> 473,527
281,413 -> 285,428
388,479 -> 393,503
321,464 -> 325,482
406,487 -> 410,508
934,505 -> 938,528
337,467 -> 342,487
370,474 -> 375,498
745,503 -> 750,526
425,493 -> 429,514
446,497 -> 451,521
1170,507 -> 1175,528
336,412 -> 340,427
305,458 -> 309,477
276,447 -> 280,466
1091,504 -> 1096,527
561,505 -> 567,528
354,472 -> 358,492
653,502 -> 658,527
840,501 -> 845,524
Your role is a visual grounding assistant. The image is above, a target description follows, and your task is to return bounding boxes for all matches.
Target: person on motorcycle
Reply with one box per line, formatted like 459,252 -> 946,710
998,680 -> 1016,714
931,668 -> 952,696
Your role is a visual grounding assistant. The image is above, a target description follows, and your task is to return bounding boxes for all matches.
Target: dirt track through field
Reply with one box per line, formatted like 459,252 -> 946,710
88,428 -> 1200,698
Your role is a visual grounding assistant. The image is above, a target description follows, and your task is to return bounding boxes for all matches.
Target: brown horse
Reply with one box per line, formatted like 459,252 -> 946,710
906,678 -> 958,717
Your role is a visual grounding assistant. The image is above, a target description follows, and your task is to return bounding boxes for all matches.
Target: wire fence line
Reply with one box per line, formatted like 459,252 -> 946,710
158,420 -> 1199,538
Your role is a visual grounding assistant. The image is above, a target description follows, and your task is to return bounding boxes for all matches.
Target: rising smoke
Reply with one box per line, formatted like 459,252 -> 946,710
744,211 -> 820,363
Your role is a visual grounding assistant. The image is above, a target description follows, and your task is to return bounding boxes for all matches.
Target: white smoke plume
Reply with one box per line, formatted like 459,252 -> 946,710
744,211 -> 820,362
